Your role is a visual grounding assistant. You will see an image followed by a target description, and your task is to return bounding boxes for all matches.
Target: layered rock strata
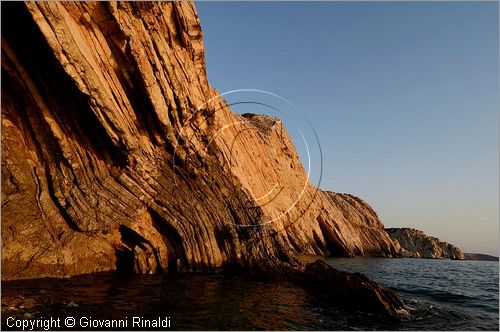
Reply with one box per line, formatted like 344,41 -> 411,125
2,2 -> 399,284
0,1 -> 412,317
1,2 -> 412,314
386,228 -> 465,260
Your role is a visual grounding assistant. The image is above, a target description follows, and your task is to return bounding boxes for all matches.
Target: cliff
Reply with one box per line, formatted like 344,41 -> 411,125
1,2 -> 399,282
386,228 -> 465,260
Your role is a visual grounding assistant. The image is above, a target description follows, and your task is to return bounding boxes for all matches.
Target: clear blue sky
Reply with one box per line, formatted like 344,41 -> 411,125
196,2 -> 499,256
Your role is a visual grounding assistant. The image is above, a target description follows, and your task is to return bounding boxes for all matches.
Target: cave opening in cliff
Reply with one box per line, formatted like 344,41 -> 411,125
117,225 -> 162,274
317,216 -> 351,257
149,209 -> 188,272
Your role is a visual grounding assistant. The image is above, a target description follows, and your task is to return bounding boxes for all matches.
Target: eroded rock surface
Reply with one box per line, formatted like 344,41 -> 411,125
387,228 -> 465,260
299,260 -> 407,317
2,2 -> 399,283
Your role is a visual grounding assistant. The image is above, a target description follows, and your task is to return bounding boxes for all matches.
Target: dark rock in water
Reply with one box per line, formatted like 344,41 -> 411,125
297,260 -> 407,317
464,253 -> 499,261
386,228 -> 465,260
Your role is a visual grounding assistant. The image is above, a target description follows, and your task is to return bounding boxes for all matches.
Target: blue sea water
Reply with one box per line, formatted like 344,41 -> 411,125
1,258 -> 498,330
324,257 -> 499,330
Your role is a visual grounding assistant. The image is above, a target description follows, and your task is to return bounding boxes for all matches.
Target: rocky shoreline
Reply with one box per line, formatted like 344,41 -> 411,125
0,1 -> 410,317
2,2 -> 401,282
386,228 -> 465,260
2,259 -> 408,319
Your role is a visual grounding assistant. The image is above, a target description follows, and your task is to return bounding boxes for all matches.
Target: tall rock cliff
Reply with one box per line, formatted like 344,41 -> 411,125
1,2 -> 399,281
386,228 -> 465,260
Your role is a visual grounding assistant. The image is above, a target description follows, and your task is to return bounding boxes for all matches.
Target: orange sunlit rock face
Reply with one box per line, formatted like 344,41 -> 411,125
1,2 -> 399,281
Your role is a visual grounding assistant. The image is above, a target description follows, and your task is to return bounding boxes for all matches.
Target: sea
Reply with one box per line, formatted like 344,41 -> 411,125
1,257 -> 498,330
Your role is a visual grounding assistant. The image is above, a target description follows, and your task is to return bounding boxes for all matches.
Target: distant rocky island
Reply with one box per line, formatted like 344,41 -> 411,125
386,228 -> 465,260
386,228 -> 497,262
464,253 -> 499,261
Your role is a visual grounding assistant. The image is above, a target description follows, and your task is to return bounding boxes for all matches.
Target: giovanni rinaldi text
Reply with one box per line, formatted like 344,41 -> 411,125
6,316 -> 172,330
